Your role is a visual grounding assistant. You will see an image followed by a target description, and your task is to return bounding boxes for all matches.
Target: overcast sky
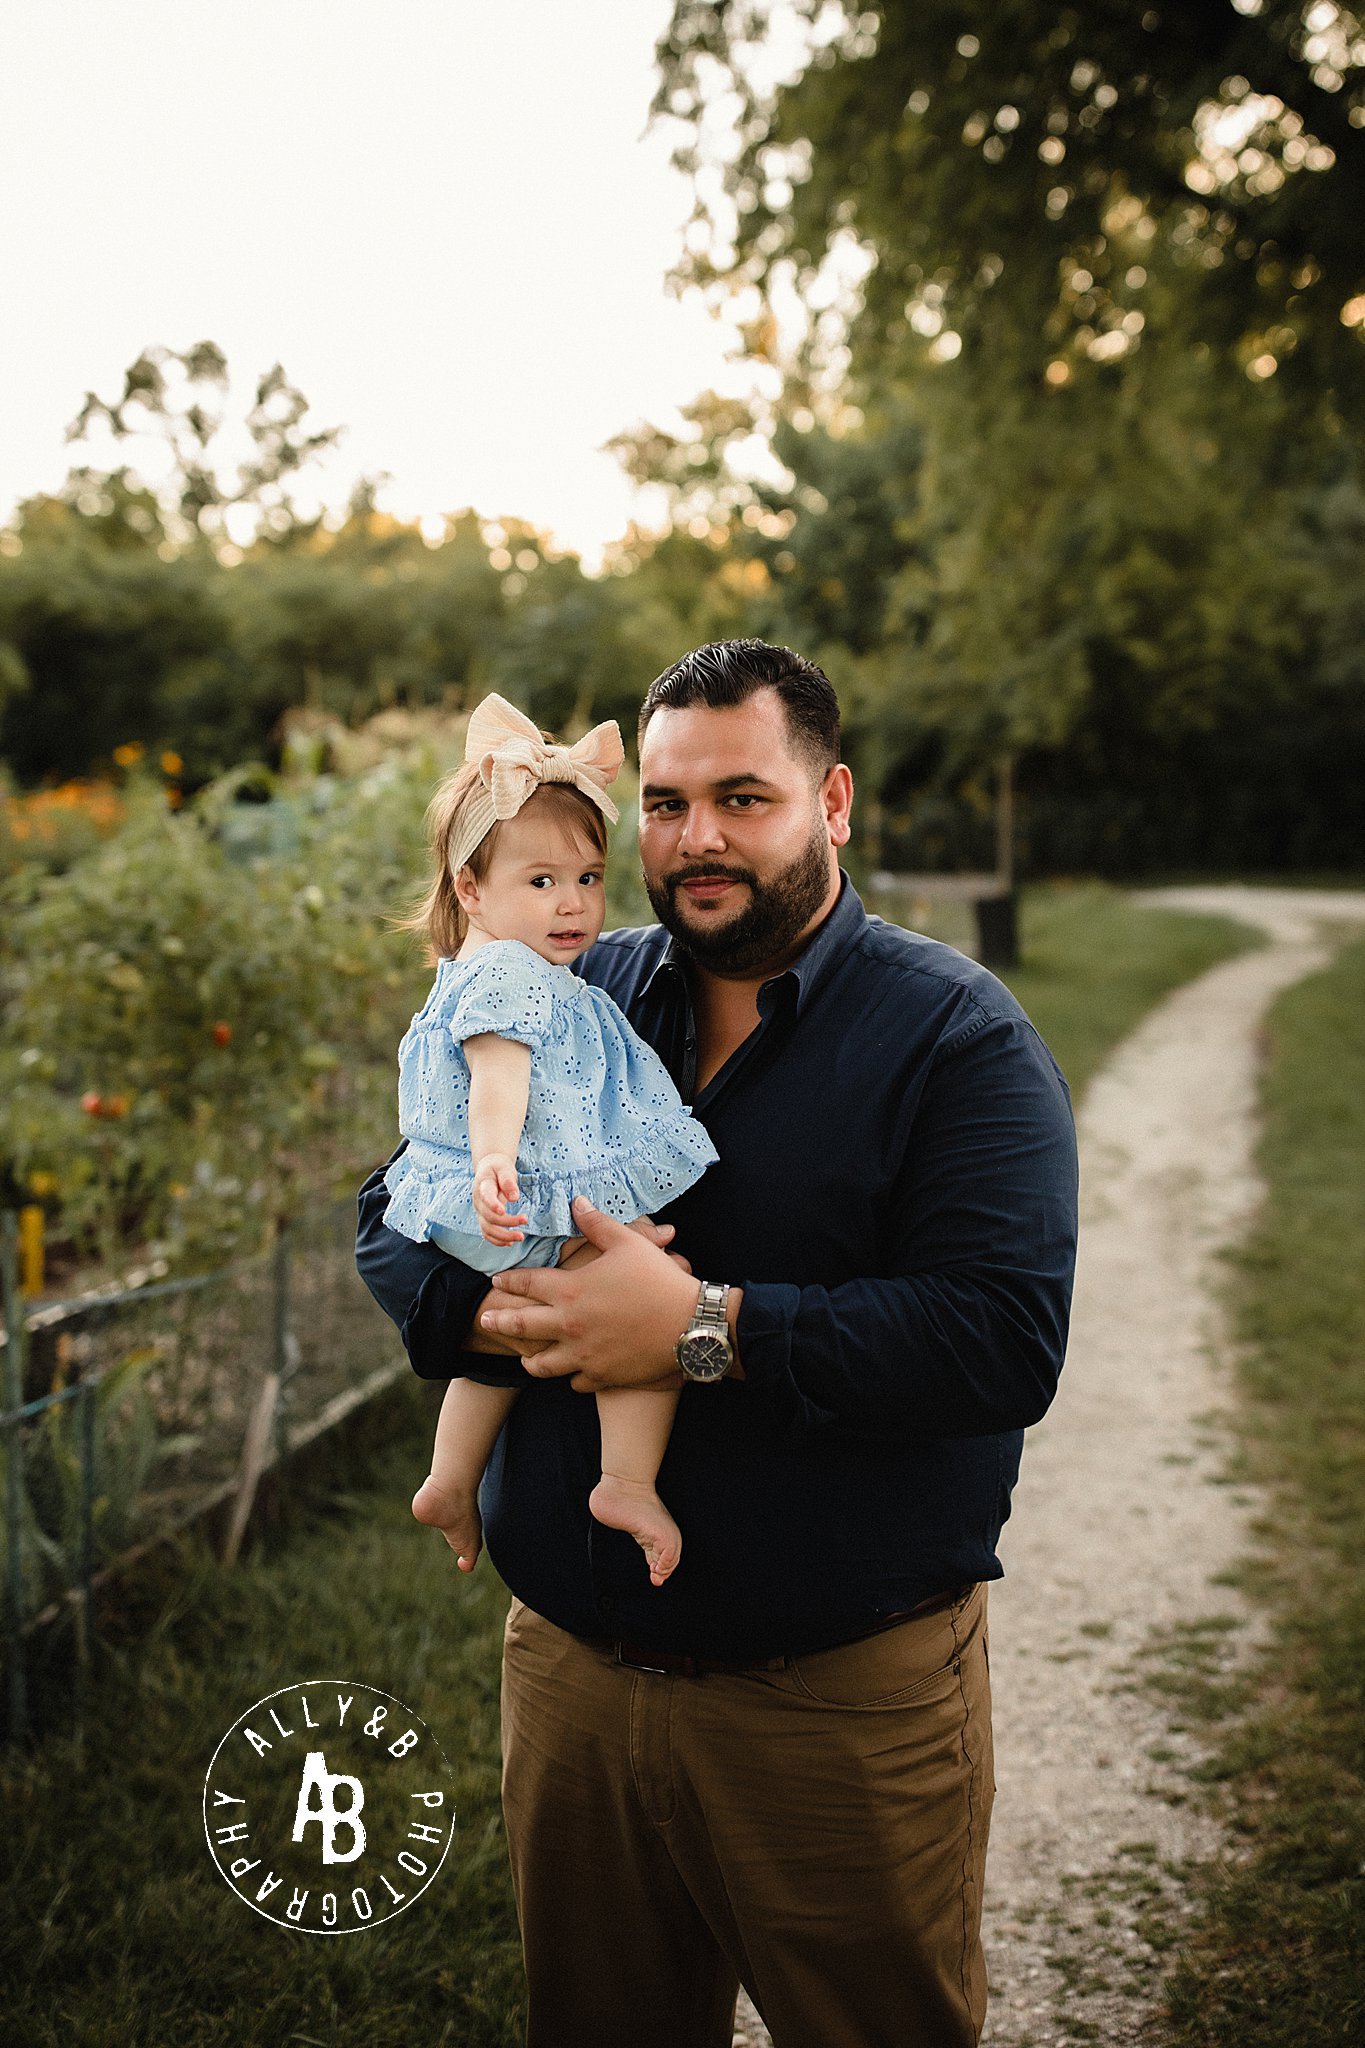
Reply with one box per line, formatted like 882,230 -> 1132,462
0,0 -> 763,564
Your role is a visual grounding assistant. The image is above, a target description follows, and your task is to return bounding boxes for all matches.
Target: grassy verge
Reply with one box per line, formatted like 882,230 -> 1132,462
1157,930 -> 1365,2047
0,881 -> 1259,2047
1000,879 -> 1260,1099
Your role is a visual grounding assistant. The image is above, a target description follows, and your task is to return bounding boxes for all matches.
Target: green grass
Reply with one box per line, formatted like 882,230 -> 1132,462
1000,880 -> 1260,1098
0,1389 -> 528,2048
1155,931 -> 1365,2048
0,880 -> 1261,2046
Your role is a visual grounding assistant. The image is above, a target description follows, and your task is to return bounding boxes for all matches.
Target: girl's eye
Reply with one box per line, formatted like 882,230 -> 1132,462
580,873 -> 602,887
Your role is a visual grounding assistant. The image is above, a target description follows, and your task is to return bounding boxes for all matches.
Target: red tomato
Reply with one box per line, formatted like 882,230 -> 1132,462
81,1090 -> 103,1116
211,1021 -> 233,1047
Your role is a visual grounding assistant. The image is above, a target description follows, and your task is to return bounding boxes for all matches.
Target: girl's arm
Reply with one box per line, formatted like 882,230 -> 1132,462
464,1032 -> 533,1244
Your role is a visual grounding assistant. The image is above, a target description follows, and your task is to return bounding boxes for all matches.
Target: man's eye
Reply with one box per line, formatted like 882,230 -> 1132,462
725,794 -> 761,808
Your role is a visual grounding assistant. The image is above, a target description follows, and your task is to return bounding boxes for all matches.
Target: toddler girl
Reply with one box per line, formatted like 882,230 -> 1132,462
382,693 -> 718,1587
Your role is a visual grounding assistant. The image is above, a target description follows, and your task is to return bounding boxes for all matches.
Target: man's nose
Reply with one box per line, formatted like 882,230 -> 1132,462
677,803 -> 727,856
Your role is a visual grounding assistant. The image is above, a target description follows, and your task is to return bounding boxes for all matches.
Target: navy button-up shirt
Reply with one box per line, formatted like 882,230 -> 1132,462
355,872 -> 1079,1661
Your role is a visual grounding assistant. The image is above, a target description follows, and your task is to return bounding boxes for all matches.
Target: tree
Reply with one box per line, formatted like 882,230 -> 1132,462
64,341 -> 343,552
657,1 -> 1365,430
640,2 -> 1365,876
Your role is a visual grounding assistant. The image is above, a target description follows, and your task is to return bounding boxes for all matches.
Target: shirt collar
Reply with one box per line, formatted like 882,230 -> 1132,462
638,868 -> 867,1017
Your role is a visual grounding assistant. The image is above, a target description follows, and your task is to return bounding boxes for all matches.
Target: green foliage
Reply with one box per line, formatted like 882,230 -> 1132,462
0,774 -> 431,1266
0,536 -> 236,784
0,729 -> 658,1270
65,340 -> 343,550
657,2 -> 1365,421
0,1347 -> 192,1612
644,3 -> 1365,873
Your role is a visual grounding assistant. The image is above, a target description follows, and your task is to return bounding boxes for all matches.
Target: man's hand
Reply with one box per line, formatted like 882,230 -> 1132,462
478,1198 -> 702,1392
463,1214 -> 686,1361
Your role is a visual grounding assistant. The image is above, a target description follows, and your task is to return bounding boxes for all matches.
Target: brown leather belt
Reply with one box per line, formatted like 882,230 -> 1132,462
606,1585 -> 976,1679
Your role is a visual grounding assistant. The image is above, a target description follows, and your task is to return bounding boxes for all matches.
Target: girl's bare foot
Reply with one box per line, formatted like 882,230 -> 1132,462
588,1473 -> 682,1587
412,1474 -> 483,1572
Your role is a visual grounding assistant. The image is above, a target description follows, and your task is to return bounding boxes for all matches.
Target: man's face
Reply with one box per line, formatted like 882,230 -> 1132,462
636,688 -> 849,977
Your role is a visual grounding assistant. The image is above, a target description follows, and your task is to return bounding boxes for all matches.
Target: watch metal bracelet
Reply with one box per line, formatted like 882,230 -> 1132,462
694,1279 -> 729,1330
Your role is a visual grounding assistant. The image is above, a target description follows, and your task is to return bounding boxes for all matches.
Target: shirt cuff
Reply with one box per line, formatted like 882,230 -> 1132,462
401,1257 -> 535,1389
734,1282 -> 811,1433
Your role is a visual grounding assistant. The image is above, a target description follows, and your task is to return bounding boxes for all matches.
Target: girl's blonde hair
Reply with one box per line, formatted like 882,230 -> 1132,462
397,761 -> 611,962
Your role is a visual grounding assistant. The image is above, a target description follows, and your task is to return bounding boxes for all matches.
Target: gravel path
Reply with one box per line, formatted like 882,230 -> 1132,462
734,885 -> 1365,2048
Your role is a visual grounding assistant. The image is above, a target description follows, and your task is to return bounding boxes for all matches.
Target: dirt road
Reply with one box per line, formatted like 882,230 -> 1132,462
734,885 -> 1365,2048
980,885 -> 1365,2045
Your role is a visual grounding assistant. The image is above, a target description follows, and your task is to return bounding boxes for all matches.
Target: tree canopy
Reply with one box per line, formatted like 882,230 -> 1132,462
656,1 -> 1365,429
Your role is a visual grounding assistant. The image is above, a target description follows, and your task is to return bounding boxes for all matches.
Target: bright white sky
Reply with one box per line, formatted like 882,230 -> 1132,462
0,0 -> 768,566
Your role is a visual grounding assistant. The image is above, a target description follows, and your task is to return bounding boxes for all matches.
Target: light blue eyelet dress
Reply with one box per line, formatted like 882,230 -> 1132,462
382,938 -> 718,1273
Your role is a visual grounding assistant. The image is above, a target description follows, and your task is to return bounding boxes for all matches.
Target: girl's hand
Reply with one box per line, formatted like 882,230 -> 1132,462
472,1153 -> 529,1245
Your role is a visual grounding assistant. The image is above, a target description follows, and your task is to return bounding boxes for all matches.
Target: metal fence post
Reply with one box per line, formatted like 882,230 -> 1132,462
2,1212 -> 29,1745
272,1221 -> 295,1466
72,1376 -> 97,1767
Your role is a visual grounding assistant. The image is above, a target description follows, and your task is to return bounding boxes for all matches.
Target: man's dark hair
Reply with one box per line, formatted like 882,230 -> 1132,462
637,640 -> 841,781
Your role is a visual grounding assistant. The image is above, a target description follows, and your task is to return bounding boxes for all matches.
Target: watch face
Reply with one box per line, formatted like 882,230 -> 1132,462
680,1332 -> 731,1382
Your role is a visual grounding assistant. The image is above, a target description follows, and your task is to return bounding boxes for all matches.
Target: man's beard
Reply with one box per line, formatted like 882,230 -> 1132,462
643,811 -> 834,977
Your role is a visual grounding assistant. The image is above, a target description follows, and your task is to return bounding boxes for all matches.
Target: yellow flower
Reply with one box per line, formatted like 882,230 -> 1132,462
161,750 -> 183,775
113,742 -> 145,768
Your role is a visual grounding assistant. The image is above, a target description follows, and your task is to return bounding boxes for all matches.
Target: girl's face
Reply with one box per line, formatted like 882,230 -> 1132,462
455,804 -> 607,966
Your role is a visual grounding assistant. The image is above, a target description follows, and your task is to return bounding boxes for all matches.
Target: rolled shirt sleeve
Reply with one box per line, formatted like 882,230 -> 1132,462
736,1009 -> 1079,1441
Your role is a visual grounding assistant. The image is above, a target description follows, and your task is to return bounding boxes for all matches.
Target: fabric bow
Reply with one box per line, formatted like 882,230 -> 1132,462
449,693 -> 624,872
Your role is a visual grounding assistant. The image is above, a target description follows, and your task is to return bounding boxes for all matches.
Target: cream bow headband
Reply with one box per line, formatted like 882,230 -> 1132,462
449,692 -> 624,874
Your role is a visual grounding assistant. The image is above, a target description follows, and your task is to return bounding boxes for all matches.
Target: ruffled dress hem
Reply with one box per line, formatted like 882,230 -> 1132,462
382,1118 -> 716,1245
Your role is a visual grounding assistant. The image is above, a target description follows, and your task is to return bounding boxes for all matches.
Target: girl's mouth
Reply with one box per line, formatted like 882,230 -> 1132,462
549,930 -> 583,945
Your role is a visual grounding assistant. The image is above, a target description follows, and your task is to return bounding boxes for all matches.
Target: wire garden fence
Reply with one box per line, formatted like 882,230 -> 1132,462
1,1197 -> 405,1750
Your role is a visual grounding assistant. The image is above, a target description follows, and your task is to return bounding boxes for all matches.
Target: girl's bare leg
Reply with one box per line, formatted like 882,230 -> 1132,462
413,1379 -> 519,1572
589,1386 -> 683,1587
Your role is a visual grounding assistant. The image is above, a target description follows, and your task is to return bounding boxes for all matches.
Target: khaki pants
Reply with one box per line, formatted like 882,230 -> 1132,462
499,1582 -> 994,2048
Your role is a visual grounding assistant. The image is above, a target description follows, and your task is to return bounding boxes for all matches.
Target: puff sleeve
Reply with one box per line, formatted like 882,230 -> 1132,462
446,942 -> 558,1054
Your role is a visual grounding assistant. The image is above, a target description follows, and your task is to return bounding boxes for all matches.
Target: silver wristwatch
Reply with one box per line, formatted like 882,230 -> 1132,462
675,1280 -> 734,1383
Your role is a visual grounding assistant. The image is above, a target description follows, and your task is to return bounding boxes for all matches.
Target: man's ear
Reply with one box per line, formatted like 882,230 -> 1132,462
823,764 -> 854,849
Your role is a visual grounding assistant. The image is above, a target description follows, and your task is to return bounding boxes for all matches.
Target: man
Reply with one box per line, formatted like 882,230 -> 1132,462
356,640 -> 1079,2048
